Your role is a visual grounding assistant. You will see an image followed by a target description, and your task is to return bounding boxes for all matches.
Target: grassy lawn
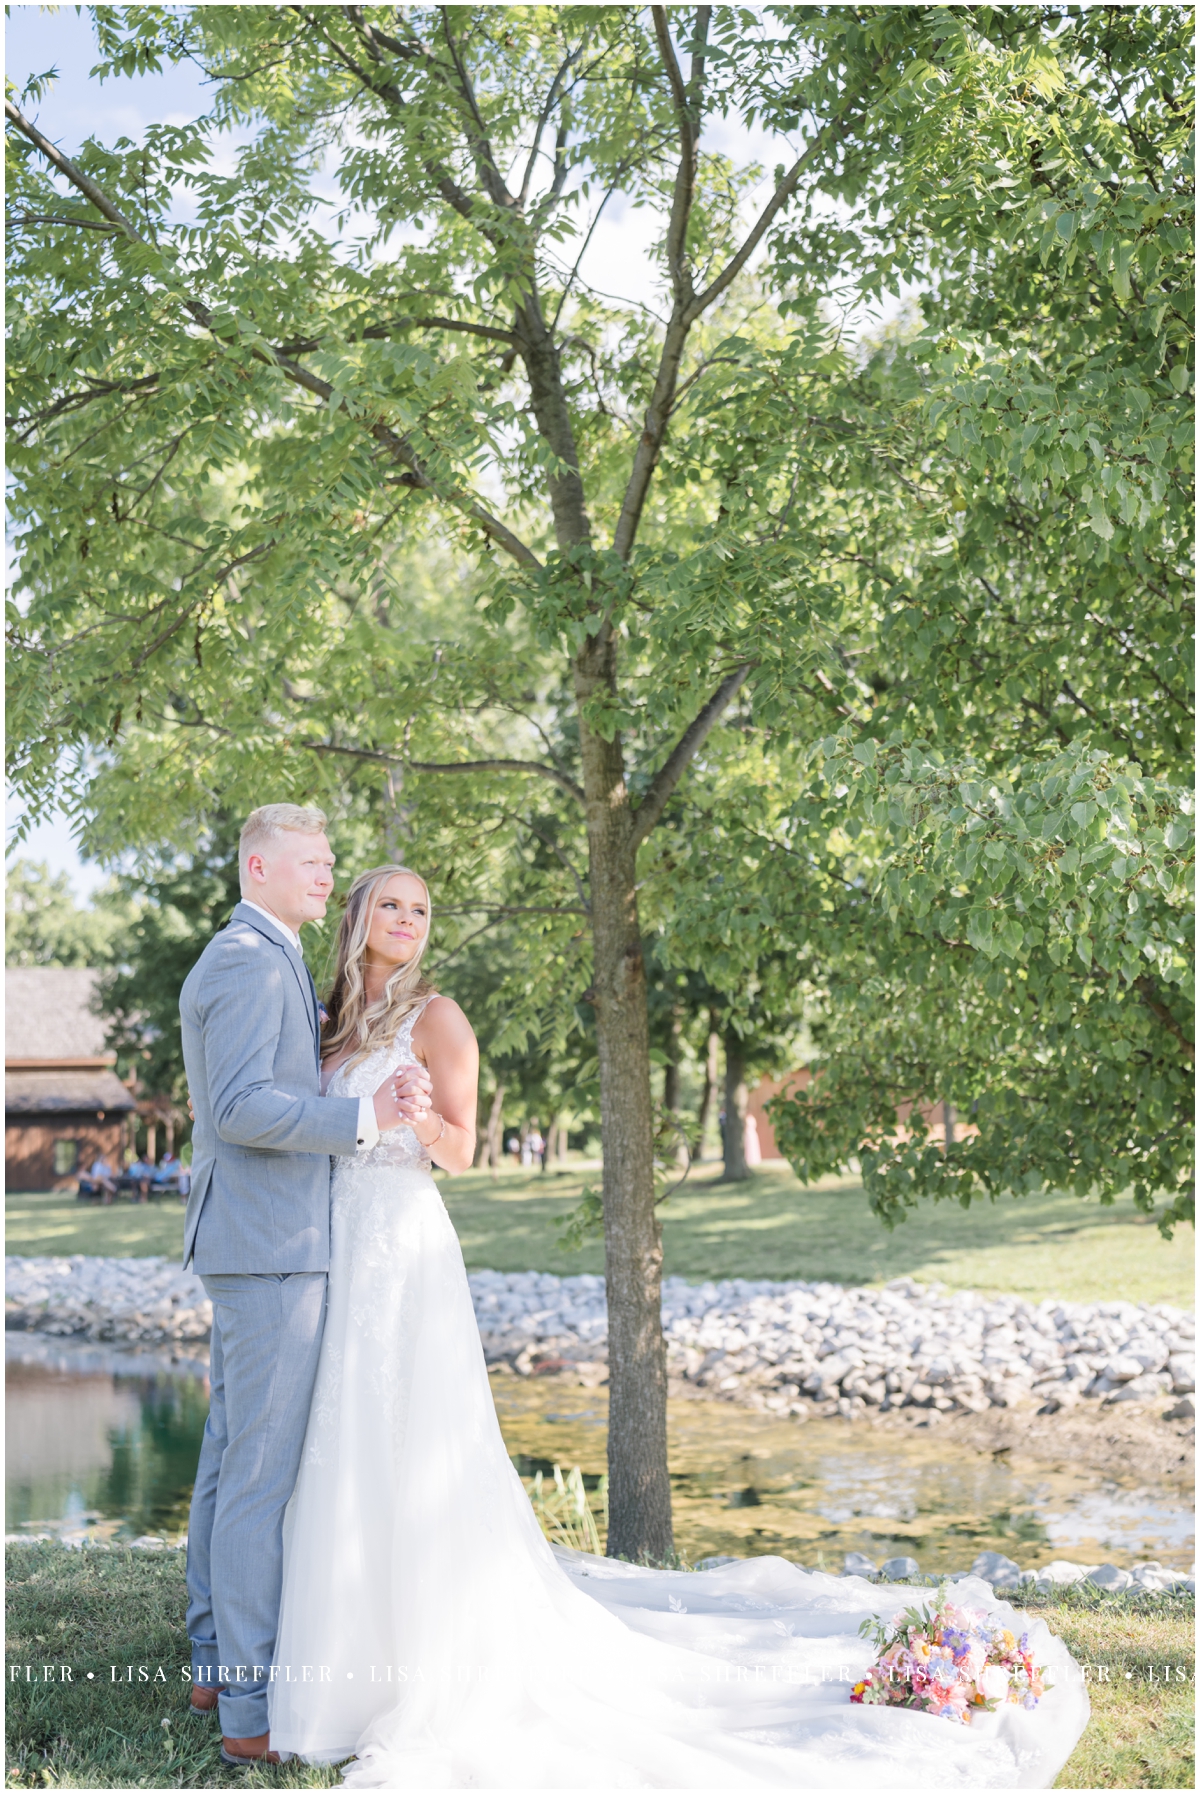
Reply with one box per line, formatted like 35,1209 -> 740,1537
6,1193 -> 190,1261
1035,1587 -> 1198,1790
7,1163 -> 1193,1304
4,1545 -> 1192,1789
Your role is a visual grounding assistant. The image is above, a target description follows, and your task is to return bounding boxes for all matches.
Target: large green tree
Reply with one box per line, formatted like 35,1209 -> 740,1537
7,5 -> 1192,1554
5,859 -> 134,967
760,5 -> 1194,1233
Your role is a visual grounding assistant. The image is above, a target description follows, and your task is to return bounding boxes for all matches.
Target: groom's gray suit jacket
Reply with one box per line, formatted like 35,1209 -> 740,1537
180,902 -> 361,1273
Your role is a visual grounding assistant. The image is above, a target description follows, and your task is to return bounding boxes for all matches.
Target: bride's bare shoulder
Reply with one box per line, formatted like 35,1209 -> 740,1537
412,993 -> 476,1051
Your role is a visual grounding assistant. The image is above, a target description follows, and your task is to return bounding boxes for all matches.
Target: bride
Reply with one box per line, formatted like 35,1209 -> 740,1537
270,864 -> 1089,1788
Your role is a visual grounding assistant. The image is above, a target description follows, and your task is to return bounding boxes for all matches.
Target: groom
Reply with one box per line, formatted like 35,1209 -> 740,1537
180,804 -> 429,1764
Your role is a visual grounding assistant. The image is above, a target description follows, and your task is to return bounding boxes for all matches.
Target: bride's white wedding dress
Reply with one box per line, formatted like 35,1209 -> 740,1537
270,1003 -> 1089,1788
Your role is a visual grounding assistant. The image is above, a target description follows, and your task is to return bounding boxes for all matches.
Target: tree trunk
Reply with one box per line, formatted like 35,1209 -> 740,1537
942,1100 -> 956,1148
722,1029 -> 751,1182
473,1090 -> 489,1167
696,1023 -> 719,1160
662,1007 -> 688,1167
575,634 -> 672,1564
485,1082 -> 505,1171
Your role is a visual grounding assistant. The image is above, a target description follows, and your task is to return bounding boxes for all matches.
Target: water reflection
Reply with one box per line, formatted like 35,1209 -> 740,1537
6,1337 -> 1194,1572
6,1338 -> 209,1544
493,1375 -> 1194,1572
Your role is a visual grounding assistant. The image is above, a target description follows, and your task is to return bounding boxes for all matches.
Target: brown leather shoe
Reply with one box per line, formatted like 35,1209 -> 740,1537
189,1682 -> 225,1713
220,1733 -> 281,1767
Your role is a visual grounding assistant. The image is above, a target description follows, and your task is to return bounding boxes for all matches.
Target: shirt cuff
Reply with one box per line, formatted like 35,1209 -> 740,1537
356,1096 -> 380,1153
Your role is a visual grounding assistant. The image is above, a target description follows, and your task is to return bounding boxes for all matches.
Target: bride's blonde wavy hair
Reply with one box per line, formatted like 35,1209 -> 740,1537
322,865 -> 436,1067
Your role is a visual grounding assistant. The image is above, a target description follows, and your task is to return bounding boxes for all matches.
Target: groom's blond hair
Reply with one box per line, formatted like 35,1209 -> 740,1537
239,803 -> 328,884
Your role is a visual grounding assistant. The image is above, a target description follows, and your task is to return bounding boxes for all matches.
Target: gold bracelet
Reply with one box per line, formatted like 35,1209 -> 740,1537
425,1112 -> 446,1145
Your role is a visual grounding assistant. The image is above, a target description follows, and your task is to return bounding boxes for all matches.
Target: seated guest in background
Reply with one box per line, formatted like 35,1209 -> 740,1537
84,1154 -> 119,1204
127,1151 -> 156,1203
158,1149 -> 192,1200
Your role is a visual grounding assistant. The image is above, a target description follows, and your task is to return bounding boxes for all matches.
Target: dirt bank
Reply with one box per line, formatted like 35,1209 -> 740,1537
656,1368 -> 1195,1486
919,1395 -> 1195,1485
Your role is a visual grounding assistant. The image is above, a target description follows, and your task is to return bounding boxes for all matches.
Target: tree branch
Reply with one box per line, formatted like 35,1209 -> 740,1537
547,158 -> 640,333
631,662 -> 754,847
299,7 -> 487,232
438,903 -> 588,917
8,211 -> 120,231
492,805 -> 591,912
409,757 -> 583,805
129,543 -> 274,672
518,46 -> 580,207
689,150 -> 809,315
612,109 -> 840,563
651,5 -> 709,308
5,97 -> 540,571
369,314 -> 516,345
5,100 -> 142,236
610,14 -> 712,563
276,314 -> 518,353
438,8 -> 515,210
8,373 -> 161,441
1136,975 -> 1195,1061
303,740 -> 585,805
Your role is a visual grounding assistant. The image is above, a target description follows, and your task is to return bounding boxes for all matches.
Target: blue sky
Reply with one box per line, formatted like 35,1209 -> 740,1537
6,3 -> 210,150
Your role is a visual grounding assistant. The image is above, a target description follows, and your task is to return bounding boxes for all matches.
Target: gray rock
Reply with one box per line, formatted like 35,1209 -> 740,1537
969,1551 -> 1023,1582
1035,1561 -> 1092,1587
1168,1355 -> 1196,1393
1105,1373 -> 1168,1403
1129,1563 -> 1170,1591
843,1552 -> 878,1577
1087,1563 -> 1133,1591
1102,1355 -> 1146,1382
1164,1395 -> 1195,1422
6,1257 -> 1193,1423
880,1556 -> 921,1580
1038,1385 -> 1082,1414
694,1555 -> 740,1571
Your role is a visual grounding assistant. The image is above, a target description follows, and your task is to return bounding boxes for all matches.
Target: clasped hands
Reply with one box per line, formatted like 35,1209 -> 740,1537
373,1063 -> 434,1134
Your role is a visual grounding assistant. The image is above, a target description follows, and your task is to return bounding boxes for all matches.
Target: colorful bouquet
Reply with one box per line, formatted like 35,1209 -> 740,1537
851,1587 -> 1050,1724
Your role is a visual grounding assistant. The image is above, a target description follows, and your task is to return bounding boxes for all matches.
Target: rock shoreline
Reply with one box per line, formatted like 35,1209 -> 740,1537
4,1533 -> 1192,1599
708,1548 -> 1196,1596
7,1257 -> 1193,1419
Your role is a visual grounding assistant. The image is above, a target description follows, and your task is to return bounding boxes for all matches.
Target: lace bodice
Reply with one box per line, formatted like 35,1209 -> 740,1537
325,998 -> 435,1172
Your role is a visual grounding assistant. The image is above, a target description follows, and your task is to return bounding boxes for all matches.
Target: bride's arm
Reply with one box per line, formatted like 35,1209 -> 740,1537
409,997 -> 478,1174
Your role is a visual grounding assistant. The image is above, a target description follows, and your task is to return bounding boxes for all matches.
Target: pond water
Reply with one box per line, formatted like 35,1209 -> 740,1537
6,1335 -> 1193,1571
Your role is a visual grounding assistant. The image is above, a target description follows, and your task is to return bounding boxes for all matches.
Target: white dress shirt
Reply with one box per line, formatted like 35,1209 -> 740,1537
240,900 -> 379,1152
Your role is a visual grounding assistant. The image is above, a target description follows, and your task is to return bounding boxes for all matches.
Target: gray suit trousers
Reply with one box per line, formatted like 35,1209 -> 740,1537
186,1271 -> 326,1738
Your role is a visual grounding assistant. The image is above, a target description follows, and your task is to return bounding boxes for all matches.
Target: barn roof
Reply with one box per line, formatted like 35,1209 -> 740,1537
6,1067 -> 136,1115
5,967 -> 114,1063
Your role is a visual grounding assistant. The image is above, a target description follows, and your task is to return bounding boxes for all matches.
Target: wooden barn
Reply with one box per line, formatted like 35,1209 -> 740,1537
5,967 -> 136,1192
